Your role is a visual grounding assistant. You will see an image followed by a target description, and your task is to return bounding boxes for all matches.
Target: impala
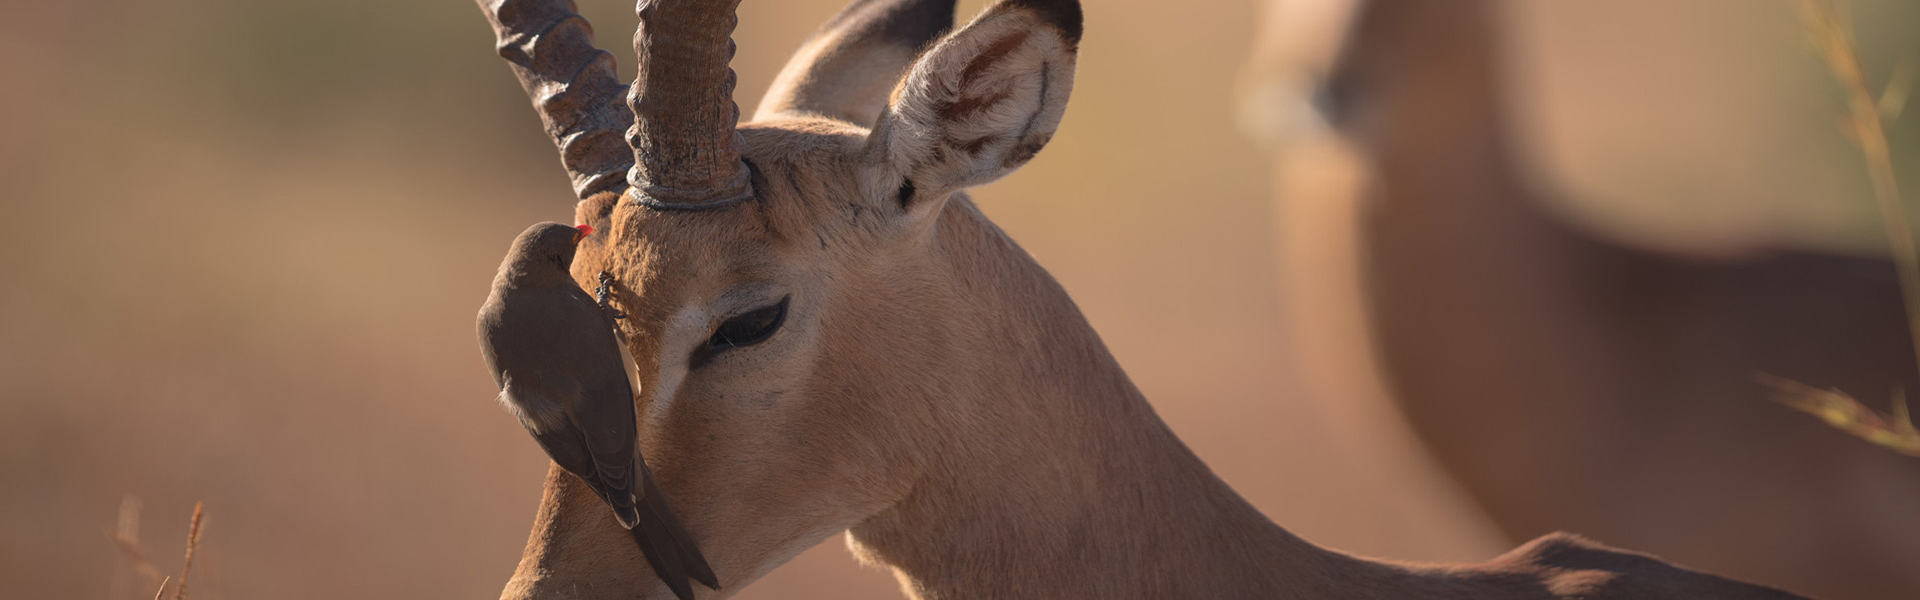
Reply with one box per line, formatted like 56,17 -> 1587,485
1251,1 -> 1919,598
474,0 -> 1814,597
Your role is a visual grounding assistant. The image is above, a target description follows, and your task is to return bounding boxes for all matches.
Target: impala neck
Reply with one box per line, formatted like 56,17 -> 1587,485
842,198 -> 1397,600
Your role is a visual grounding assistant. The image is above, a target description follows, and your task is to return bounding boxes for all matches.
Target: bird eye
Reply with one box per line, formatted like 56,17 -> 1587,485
707,296 -> 789,352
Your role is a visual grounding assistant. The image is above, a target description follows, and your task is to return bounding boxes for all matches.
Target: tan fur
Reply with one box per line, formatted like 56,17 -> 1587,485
1252,1 -> 1917,598
757,26 -> 921,126
497,2 -> 1809,599
873,9 -> 1072,194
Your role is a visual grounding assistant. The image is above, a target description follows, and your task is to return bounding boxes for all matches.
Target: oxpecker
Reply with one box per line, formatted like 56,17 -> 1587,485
477,221 -> 717,599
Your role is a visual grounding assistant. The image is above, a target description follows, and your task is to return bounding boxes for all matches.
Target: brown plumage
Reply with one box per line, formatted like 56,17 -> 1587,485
477,222 -> 717,600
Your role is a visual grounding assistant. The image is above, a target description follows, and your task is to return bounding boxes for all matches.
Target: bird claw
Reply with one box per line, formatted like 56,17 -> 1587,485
595,271 -> 627,320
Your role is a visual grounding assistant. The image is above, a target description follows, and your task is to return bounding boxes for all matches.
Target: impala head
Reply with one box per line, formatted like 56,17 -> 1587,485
479,0 -> 1081,596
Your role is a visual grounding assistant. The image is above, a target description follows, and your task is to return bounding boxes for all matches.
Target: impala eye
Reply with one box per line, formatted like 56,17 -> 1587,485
707,296 -> 789,352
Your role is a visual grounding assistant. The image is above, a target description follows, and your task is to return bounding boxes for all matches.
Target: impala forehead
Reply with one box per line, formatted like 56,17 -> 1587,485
602,121 -> 865,350
608,206 -> 791,320
616,237 -> 769,313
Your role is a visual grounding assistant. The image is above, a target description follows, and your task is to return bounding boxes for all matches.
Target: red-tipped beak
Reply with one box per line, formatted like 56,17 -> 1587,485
573,223 -> 593,243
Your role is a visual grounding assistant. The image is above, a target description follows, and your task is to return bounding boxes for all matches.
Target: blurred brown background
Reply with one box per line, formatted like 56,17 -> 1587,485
0,0 -> 1913,598
1250,2 -> 1920,598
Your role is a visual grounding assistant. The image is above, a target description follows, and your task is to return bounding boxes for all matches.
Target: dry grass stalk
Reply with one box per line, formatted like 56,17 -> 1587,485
111,497 -> 209,600
1769,0 -> 1920,457
1758,373 -> 1920,456
1801,0 -> 1920,362
172,502 -> 205,600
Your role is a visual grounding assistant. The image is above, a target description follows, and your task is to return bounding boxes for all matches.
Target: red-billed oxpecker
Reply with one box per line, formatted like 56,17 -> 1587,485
477,222 -> 717,600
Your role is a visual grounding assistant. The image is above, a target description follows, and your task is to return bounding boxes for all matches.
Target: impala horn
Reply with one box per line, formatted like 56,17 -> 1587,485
627,0 -> 755,208
478,0 -> 635,200
478,0 -> 753,208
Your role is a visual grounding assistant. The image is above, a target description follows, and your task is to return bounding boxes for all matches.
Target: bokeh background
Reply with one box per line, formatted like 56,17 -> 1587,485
0,0 -> 1913,598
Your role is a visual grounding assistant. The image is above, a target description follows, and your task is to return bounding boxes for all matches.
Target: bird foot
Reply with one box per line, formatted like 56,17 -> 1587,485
595,271 -> 627,320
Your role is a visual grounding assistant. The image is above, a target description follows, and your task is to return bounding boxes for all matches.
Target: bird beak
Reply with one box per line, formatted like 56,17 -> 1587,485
573,224 -> 593,244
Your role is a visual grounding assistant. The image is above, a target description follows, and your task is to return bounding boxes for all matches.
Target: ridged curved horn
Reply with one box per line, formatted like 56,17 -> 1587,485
478,0 -> 635,200
627,0 -> 755,207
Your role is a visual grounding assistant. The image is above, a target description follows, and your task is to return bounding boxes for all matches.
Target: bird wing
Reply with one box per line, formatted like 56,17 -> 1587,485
631,497 -> 695,600
569,375 -> 645,527
481,280 -> 713,598
554,288 -> 719,596
640,460 -> 720,590
556,286 -> 645,492
483,282 -> 646,528
546,288 -> 646,529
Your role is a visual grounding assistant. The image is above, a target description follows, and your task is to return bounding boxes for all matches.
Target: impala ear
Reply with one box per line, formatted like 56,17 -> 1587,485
864,0 -> 1080,209
756,0 -> 957,126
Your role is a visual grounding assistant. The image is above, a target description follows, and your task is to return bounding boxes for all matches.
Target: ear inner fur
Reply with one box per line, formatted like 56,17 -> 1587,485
869,0 -> 1080,198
